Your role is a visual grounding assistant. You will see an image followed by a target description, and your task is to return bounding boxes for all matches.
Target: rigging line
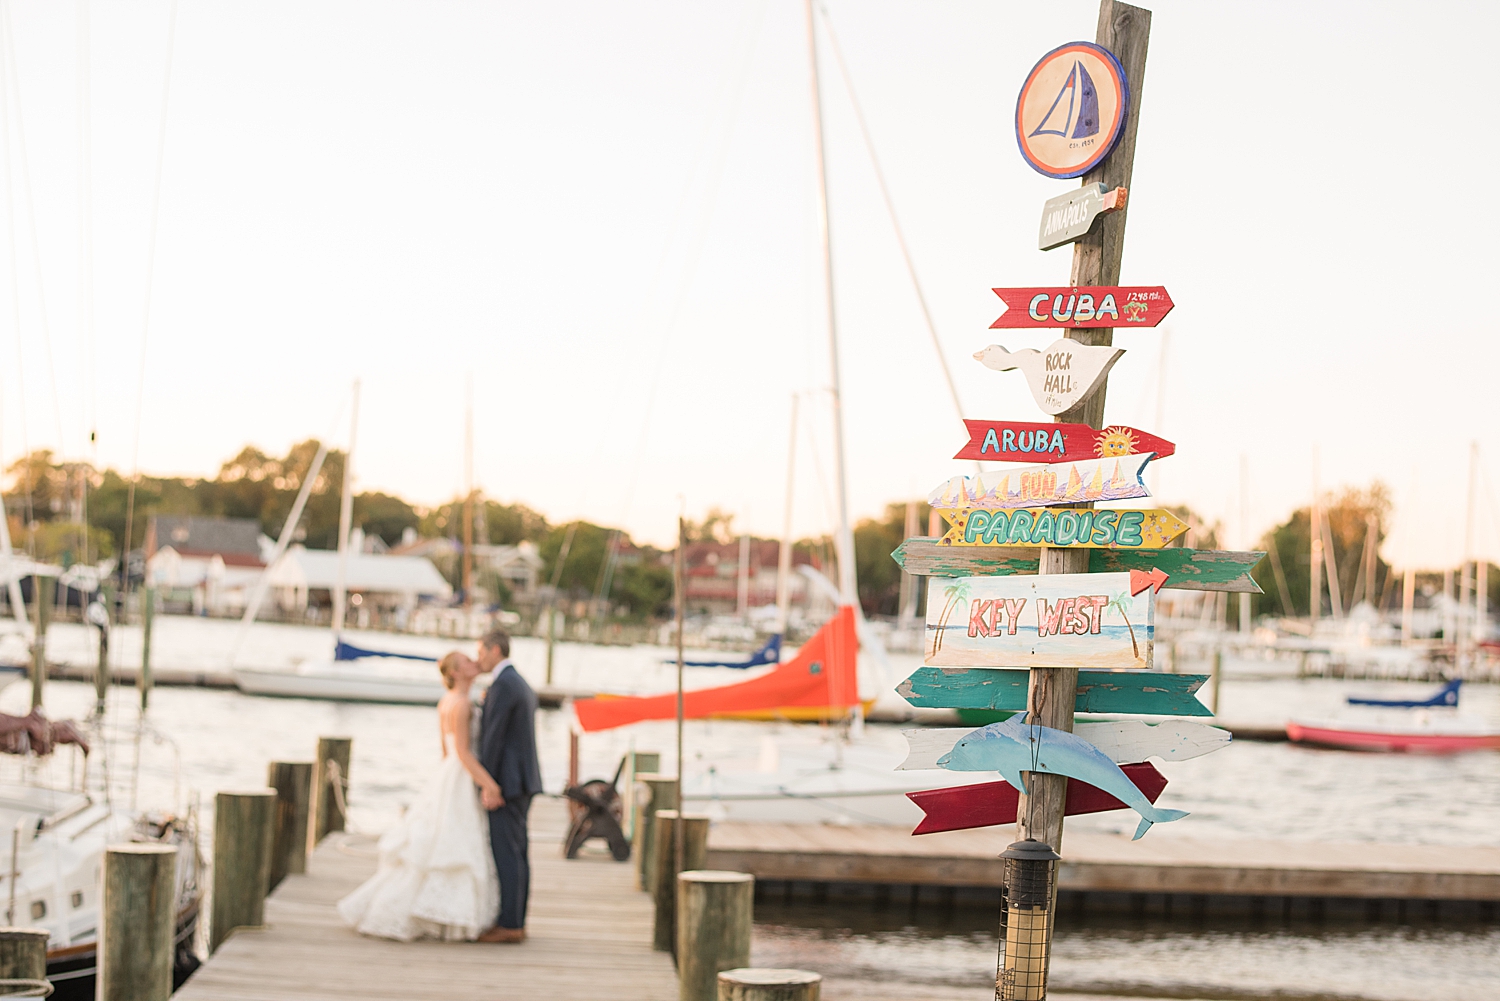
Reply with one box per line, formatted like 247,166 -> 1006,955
120,0 -> 178,576
0,4 -> 31,541
817,5 -> 970,430
0,0 -> 67,456
614,0 -> 769,532
77,0 -> 94,564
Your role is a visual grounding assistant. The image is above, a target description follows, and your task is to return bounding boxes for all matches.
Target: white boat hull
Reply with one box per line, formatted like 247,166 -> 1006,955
233,663 -> 445,705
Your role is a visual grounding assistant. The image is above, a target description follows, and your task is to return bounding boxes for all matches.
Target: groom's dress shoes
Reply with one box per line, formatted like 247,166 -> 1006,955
478,926 -> 526,944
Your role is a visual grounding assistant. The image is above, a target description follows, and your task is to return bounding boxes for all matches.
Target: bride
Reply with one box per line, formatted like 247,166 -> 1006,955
338,652 -> 501,941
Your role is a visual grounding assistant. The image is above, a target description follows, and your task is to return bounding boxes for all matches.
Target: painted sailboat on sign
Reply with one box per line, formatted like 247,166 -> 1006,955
1029,59 -> 1101,140
928,453 -> 1153,510
924,571 -> 1155,670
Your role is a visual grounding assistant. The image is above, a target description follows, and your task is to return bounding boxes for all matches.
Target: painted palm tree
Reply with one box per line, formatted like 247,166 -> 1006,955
1105,590 -> 1140,660
933,579 -> 971,654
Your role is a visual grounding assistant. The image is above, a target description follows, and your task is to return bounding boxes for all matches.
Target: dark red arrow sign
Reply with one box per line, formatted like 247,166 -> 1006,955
990,286 -> 1174,329
906,761 -> 1167,835
953,421 -> 1175,464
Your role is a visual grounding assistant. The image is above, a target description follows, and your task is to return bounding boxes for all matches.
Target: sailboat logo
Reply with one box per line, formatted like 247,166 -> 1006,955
1015,41 -> 1129,180
1028,60 -> 1100,140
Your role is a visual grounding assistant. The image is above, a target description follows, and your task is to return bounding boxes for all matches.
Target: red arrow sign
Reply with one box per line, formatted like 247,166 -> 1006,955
906,761 -> 1167,835
990,286 -> 1174,329
1130,567 -> 1170,595
953,421 -> 1175,464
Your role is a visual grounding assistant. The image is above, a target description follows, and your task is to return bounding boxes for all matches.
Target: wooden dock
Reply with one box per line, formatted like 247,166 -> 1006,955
176,797 -> 676,1001
708,821 -> 1500,904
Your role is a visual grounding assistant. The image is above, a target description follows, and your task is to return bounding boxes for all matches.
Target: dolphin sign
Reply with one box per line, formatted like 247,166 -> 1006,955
936,715 -> 1189,840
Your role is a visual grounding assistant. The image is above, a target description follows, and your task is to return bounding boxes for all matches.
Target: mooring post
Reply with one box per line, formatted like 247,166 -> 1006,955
0,927 -> 48,995
651,809 -> 709,952
677,870 -> 754,1001
100,843 -> 178,1001
636,774 -> 679,892
623,751 -> 661,840
309,736 -> 352,852
29,575 -> 50,709
267,761 -> 313,890
211,789 -> 276,953
140,585 -> 156,711
717,968 -> 822,1001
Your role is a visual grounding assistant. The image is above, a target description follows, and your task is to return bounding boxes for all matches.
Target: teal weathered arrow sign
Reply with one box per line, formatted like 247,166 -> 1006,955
897,667 -> 1212,716
890,538 -> 1264,593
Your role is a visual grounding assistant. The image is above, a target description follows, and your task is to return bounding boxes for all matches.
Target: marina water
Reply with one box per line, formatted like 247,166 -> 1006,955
5,616 -> 1496,1000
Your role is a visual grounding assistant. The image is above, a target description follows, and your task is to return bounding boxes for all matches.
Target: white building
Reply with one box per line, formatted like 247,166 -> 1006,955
265,544 -> 452,627
145,515 -> 268,615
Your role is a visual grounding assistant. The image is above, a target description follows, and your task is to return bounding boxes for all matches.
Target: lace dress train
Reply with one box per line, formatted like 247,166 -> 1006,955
337,735 -> 500,941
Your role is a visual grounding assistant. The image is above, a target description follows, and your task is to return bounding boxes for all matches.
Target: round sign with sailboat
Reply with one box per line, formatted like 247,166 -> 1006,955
1015,41 -> 1129,179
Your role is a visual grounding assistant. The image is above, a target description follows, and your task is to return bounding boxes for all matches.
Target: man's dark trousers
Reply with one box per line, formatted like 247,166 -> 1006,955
489,794 -> 533,929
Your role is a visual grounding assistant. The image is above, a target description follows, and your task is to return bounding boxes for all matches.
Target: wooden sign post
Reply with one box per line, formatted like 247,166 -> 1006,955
1015,3 -> 1153,988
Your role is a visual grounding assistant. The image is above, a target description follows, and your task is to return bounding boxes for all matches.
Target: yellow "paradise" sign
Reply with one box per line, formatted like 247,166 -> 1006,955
938,507 -> 1188,550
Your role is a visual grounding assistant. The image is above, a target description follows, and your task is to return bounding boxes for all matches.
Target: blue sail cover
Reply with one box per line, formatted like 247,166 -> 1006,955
1347,678 -> 1461,708
334,639 -> 438,663
671,634 -> 782,670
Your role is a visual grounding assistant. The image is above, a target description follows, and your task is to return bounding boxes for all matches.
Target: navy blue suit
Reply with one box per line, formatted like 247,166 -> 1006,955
479,662 -> 543,929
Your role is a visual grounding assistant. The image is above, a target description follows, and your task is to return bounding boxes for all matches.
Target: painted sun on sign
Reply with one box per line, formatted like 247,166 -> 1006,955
928,453 -> 1154,511
1015,41 -> 1130,179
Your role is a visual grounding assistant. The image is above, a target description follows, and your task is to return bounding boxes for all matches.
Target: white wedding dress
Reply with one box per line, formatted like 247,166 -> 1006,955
337,732 -> 500,941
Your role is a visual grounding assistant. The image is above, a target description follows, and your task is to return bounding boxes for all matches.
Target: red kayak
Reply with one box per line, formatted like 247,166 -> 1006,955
1287,715 -> 1500,754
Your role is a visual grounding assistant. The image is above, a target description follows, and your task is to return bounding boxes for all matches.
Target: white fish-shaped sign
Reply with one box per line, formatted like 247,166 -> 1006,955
974,339 -> 1124,415
899,719 -> 1231,771
937,715 -> 1190,839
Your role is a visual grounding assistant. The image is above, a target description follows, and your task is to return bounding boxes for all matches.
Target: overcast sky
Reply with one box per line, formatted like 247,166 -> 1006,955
0,0 -> 1495,569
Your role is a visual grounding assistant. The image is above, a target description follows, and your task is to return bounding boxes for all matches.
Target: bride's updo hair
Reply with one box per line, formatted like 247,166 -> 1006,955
438,652 -> 465,690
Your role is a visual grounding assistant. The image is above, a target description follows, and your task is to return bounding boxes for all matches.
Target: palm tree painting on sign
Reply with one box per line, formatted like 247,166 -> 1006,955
923,572 -> 1153,670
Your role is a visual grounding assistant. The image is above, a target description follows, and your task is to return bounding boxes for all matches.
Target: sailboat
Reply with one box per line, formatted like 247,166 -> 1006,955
230,383 -> 446,705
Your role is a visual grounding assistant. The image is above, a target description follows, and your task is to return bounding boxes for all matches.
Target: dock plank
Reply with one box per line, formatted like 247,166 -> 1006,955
707,822 -> 1500,902
176,797 -> 676,1001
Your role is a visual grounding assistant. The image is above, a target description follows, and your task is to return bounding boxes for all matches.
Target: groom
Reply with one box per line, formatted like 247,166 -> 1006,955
475,629 -> 542,944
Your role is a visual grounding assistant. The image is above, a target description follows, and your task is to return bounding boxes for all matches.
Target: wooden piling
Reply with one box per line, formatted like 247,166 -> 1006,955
211,789 -> 276,954
636,774 -> 678,891
0,927 -> 48,989
622,751 -> 661,840
140,585 -> 156,711
310,737 -> 352,851
717,969 -> 822,1001
100,843 -> 178,1001
651,810 -> 709,952
267,761 -> 313,890
677,871 -> 754,1001
29,576 -> 50,709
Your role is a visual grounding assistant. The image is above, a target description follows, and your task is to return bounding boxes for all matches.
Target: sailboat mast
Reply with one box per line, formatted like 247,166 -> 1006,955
775,393 -> 798,634
331,380 -> 359,638
803,0 -> 856,607
463,378 -> 474,609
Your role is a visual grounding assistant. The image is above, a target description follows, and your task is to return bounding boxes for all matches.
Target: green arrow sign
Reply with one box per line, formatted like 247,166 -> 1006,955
890,539 -> 1264,593
897,667 -> 1212,717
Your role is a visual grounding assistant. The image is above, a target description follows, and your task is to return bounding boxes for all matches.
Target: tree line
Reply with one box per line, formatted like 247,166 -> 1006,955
4,445 -> 1460,623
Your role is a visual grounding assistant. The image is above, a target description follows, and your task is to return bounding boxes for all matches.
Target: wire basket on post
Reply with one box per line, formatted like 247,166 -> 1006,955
997,838 -> 1060,1001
